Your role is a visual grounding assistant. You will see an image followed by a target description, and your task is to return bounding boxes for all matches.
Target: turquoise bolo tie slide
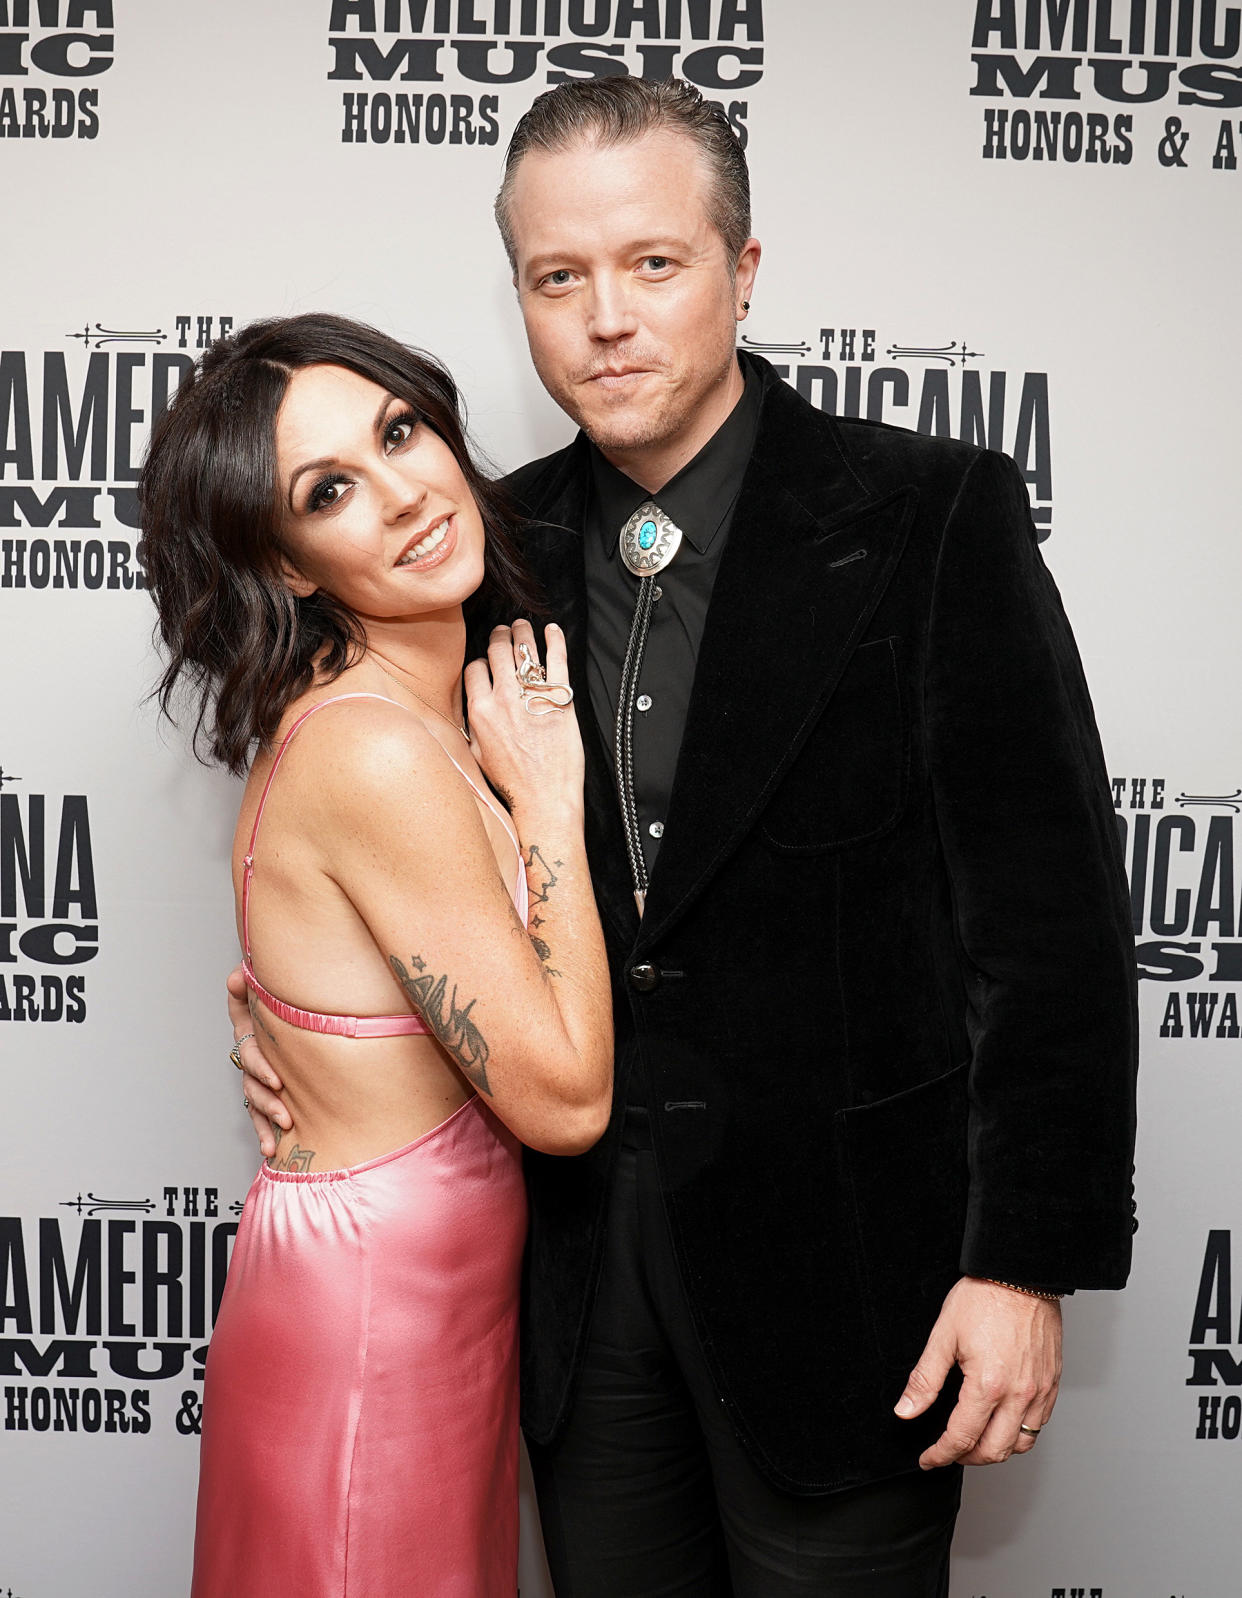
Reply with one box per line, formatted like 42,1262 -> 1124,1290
619,500 -> 684,577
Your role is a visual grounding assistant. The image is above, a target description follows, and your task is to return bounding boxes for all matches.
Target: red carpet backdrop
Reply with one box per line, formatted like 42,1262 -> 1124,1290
1,2 -> 1238,1593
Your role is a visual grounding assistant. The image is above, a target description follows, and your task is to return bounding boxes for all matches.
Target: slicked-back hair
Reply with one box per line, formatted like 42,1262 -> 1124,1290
495,76 -> 751,269
140,312 -> 541,776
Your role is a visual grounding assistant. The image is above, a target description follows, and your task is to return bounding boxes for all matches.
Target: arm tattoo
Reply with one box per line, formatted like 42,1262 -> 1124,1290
389,954 -> 493,1095
521,847 -> 564,975
269,1143 -> 315,1172
523,844 -> 560,908
528,930 -> 563,980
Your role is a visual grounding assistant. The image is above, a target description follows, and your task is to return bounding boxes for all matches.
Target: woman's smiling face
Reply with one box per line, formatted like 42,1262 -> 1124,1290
275,362 -> 486,621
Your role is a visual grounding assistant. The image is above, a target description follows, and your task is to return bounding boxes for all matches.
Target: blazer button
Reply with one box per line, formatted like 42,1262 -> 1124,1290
629,962 -> 661,993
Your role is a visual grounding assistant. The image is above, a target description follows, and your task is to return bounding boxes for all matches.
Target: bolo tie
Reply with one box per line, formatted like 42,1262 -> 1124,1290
615,500 -> 684,915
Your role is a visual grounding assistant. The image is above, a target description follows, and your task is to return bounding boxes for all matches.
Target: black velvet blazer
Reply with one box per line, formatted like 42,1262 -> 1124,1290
504,352 -> 1138,1494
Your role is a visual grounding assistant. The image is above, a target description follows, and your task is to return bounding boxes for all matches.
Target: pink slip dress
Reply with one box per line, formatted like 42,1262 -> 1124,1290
191,695 -> 529,1596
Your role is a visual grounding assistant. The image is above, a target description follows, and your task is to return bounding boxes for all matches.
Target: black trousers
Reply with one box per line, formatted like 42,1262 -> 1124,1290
527,1110 -> 962,1598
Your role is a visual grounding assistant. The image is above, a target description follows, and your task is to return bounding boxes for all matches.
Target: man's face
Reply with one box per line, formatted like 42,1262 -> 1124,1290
506,128 -> 759,486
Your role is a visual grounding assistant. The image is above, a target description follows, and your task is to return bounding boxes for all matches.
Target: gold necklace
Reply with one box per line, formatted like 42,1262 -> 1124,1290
370,655 -> 470,744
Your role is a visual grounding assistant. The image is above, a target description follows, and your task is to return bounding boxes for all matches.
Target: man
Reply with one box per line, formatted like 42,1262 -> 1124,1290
236,78 -> 1137,1596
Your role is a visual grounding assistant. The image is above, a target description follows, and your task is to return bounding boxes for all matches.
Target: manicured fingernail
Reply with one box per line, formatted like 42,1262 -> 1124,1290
896,1395 -> 916,1416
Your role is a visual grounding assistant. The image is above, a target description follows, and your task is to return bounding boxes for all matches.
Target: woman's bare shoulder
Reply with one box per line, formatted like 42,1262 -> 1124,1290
265,684 -> 472,827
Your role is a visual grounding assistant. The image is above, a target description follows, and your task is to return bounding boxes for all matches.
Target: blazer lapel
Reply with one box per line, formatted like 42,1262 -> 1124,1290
519,443 -> 640,946
638,377 -> 916,948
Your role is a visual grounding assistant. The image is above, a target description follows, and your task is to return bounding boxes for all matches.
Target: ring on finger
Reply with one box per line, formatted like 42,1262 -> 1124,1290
229,1033 -> 254,1070
522,684 -> 574,714
243,1094 -> 251,1110
515,643 -> 547,688
1018,1423 -> 1041,1438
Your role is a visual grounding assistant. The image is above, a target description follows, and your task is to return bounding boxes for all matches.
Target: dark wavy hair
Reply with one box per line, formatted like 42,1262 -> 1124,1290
140,313 -> 541,775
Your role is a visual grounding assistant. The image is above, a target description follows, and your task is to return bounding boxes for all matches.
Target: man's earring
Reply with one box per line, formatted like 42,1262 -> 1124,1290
741,300 -> 751,311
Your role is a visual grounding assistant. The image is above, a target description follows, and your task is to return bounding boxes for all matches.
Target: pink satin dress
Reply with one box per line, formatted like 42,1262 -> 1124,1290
192,696 -> 528,1597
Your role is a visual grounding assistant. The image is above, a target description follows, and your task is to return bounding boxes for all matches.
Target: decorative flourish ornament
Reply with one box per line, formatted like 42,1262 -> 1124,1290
619,501 -> 684,577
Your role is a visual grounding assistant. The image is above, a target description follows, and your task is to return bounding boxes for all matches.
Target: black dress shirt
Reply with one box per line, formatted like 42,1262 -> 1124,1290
584,360 -> 761,879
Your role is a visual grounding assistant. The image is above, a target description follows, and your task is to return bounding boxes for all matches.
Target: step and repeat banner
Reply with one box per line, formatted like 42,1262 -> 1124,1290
1,3 -> 1238,1594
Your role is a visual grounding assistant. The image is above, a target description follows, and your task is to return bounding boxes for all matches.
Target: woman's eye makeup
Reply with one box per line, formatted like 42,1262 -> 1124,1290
306,474 -> 349,513
298,408 -> 419,512
383,409 -> 419,450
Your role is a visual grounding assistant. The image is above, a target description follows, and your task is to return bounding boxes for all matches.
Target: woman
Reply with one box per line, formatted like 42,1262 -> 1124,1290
140,313 -> 612,1597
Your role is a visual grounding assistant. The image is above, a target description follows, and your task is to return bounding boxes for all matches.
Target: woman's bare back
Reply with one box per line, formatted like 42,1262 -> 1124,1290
233,679 -> 527,1172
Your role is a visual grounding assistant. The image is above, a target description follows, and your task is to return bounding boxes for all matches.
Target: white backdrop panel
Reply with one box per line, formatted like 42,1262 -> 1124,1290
1,3 -> 1238,1594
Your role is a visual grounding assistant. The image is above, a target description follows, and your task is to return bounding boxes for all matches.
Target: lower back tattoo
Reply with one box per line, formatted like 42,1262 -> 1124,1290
269,1143 -> 315,1173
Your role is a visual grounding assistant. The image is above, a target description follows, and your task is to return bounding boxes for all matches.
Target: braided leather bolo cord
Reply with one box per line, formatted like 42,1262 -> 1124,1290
614,573 -> 657,911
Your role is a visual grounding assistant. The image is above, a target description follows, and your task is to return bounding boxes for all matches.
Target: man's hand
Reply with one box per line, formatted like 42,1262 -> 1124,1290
895,1276 -> 1062,1468
227,966 -> 292,1159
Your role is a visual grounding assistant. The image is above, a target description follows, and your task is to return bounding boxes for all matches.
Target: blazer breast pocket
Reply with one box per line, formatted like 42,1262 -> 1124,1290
761,636 -> 908,854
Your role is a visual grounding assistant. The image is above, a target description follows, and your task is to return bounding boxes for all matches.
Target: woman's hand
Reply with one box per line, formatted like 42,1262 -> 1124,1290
464,619 -> 584,819
227,965 -> 291,1158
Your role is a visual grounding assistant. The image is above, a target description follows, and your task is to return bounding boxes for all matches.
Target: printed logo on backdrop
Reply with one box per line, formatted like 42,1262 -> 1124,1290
0,0 -> 113,142
1,764 -> 94,1024
965,1588 -> 1190,1595
1,1185 -> 241,1439
966,1589 -> 1191,1596
970,0 -> 1242,172
0,314 -> 232,594
966,1589 -> 1110,1596
747,327 -> 1053,536
1113,776 -> 1242,1039
1189,1227 -> 1242,1441
327,0 -> 762,149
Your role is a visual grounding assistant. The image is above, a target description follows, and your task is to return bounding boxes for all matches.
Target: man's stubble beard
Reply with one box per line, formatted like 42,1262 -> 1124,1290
579,401 -> 681,457
543,351 -> 734,461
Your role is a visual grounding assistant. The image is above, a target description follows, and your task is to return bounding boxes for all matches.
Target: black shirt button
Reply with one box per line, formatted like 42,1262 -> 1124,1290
629,962 -> 661,993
